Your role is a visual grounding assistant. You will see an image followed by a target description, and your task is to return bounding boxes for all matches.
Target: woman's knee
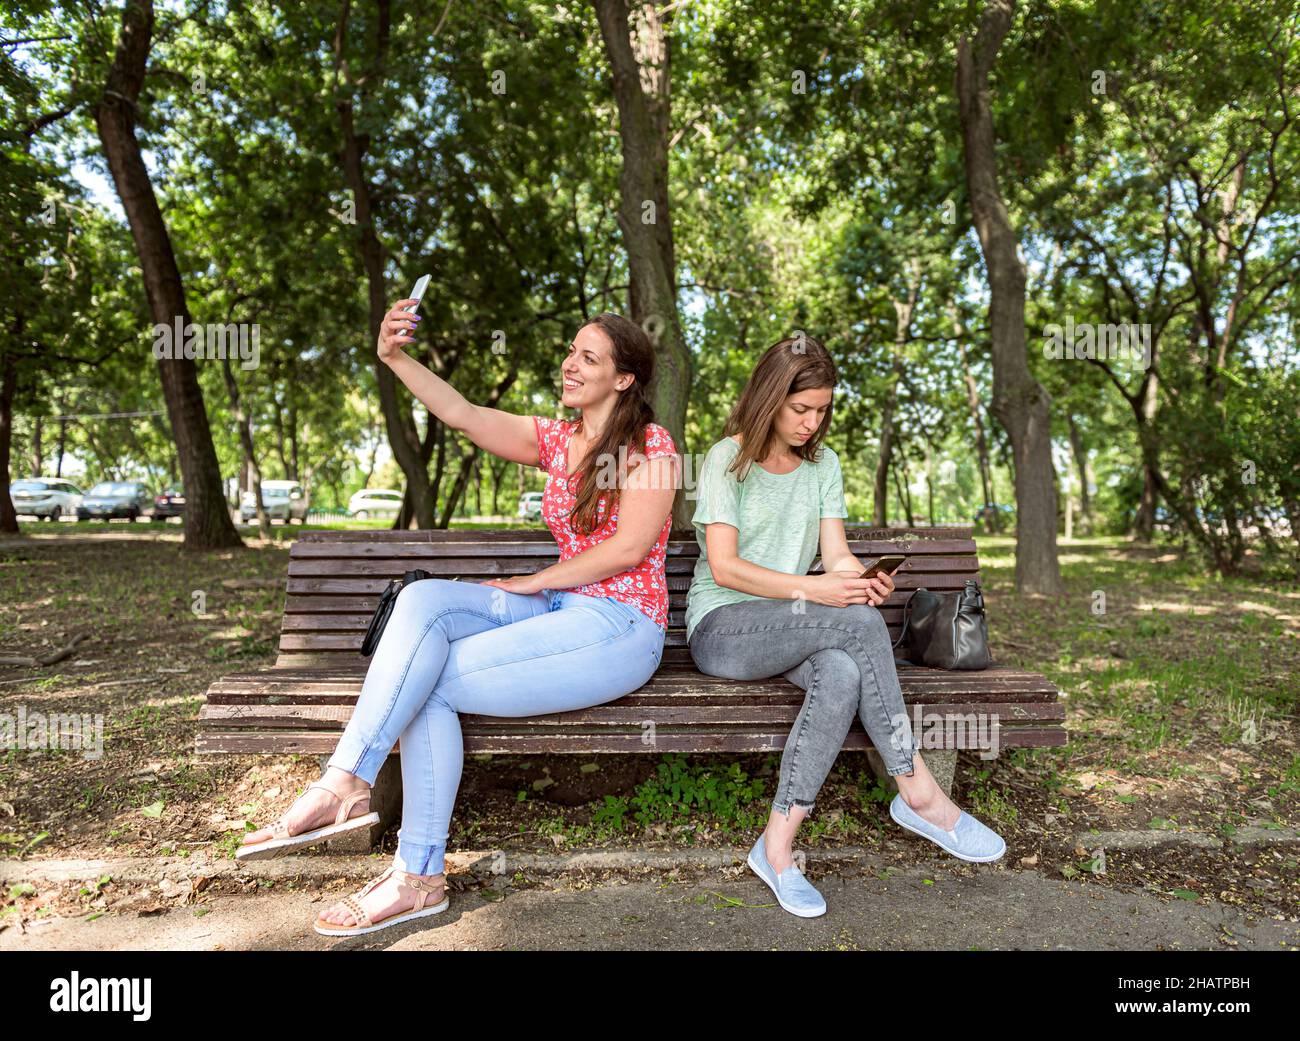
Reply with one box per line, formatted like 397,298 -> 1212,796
808,648 -> 861,709
383,579 -> 460,640
392,577 -> 447,610
839,602 -> 891,649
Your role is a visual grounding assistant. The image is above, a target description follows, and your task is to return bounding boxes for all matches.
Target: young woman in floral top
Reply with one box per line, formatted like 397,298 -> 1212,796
240,307 -> 678,937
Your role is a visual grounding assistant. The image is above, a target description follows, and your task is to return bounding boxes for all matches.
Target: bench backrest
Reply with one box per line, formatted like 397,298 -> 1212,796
276,527 -> 981,667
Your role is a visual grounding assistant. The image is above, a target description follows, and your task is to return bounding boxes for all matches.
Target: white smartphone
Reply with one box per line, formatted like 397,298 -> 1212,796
399,274 -> 430,339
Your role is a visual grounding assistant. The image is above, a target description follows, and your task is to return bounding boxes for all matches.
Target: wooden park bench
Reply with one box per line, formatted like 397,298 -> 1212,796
197,527 -> 1064,843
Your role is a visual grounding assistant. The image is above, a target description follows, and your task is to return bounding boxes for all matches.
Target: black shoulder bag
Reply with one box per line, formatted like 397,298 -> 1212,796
359,569 -> 436,657
891,578 -> 992,670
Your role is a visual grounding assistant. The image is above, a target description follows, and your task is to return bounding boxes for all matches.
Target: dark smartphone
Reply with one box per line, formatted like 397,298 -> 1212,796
858,554 -> 906,579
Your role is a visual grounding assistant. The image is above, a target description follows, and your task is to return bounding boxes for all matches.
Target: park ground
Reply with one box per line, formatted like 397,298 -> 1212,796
0,524 -> 1297,948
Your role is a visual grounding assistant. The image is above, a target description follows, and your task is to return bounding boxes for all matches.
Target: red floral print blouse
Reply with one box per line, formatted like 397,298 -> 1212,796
531,415 -> 677,629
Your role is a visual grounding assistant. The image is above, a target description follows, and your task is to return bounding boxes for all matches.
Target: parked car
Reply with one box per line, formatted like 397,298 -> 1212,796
9,478 -> 83,520
77,480 -> 152,521
240,479 -> 309,523
1153,505 -> 1223,529
152,484 -> 185,520
348,488 -> 404,519
1257,507 -> 1293,538
972,502 -> 1014,528
518,491 -> 544,522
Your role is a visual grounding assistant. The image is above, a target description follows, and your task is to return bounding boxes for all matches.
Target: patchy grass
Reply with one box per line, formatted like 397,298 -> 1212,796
1,530 -> 1296,929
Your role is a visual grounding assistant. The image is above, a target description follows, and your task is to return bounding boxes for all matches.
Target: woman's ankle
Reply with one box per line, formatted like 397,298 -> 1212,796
321,766 -> 368,791
763,830 -> 793,861
897,773 -> 942,810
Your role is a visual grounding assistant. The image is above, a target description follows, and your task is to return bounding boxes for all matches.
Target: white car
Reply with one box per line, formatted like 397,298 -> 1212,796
241,479 -> 309,522
348,489 -> 404,519
9,478 -> 83,520
518,491 -> 544,521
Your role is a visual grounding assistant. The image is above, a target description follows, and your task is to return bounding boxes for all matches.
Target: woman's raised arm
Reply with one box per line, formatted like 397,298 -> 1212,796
378,299 -> 539,467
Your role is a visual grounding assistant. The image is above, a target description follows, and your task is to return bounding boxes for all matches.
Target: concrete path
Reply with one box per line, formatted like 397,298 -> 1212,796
3,847 -> 1295,951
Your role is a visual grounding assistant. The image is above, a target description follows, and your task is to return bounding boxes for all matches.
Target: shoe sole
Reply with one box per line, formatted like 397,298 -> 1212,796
889,801 -> 1005,863
746,852 -> 827,918
313,896 -> 450,937
235,812 -> 381,862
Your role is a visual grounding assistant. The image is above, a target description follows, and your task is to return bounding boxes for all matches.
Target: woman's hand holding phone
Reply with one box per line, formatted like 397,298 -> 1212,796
377,299 -> 421,363
859,567 -> 895,606
806,559 -> 898,608
808,571 -> 887,608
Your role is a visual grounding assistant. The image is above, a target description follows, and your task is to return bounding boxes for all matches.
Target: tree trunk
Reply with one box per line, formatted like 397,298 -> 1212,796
93,0 -> 241,550
361,416 -> 380,488
956,0 -> 1061,593
438,445 -> 478,528
956,335 -> 998,530
221,355 -> 272,540
1066,413 -> 1092,533
288,402 -> 300,482
951,305 -> 996,517
489,455 -> 508,517
1133,371 -> 1160,540
872,361 -> 901,527
873,280 -> 918,527
0,349 -> 18,533
923,438 -> 936,526
55,404 -> 67,477
437,369 -> 516,527
31,416 -> 42,477
894,455 -> 916,527
592,0 -> 692,528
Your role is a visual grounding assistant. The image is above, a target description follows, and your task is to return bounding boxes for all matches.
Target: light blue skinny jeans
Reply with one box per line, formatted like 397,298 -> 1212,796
326,578 -> 665,875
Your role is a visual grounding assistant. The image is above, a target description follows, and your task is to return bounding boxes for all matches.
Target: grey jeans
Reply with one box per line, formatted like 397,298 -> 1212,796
687,597 -> 917,818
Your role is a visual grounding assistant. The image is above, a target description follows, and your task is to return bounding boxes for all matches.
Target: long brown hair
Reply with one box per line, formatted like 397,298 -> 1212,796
564,313 -> 658,536
722,334 -> 836,481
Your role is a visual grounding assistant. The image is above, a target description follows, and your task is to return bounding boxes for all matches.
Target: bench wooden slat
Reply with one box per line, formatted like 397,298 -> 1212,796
205,662 -> 1060,684
200,701 -> 1064,729
201,665 -> 1061,702
198,727 -> 1066,756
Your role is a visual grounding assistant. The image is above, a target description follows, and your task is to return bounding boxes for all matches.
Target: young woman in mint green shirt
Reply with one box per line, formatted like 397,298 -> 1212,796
686,335 -> 1006,917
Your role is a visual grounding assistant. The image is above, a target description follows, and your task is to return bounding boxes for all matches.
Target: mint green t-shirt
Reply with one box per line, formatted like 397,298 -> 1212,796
684,435 -> 849,643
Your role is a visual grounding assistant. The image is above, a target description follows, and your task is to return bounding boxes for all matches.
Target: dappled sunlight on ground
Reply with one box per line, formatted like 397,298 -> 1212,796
1134,600 -> 1219,615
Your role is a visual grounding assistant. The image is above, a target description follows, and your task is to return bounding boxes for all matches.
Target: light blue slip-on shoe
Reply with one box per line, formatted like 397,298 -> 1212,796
889,793 -> 1006,863
746,832 -> 827,918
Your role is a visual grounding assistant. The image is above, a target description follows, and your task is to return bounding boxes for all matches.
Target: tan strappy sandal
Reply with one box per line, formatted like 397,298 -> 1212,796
235,781 -> 379,862
313,866 -> 449,937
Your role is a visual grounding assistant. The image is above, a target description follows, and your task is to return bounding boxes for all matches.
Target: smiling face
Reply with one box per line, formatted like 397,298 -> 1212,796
769,385 -> 832,449
560,324 -> 631,408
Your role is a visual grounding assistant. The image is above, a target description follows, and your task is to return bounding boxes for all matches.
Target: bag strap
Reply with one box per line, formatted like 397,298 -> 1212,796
891,590 -> 918,651
359,569 -> 432,657
359,578 -> 401,657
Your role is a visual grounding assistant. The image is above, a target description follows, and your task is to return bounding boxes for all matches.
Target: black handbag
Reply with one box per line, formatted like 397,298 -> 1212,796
359,569 -> 435,657
891,578 -> 991,670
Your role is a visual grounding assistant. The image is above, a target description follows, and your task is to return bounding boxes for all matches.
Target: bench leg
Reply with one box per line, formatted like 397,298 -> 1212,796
864,748 -> 957,799
316,754 -> 403,853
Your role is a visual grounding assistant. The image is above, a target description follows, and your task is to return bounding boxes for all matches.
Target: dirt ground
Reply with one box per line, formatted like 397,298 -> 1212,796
1,527 -> 1296,938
